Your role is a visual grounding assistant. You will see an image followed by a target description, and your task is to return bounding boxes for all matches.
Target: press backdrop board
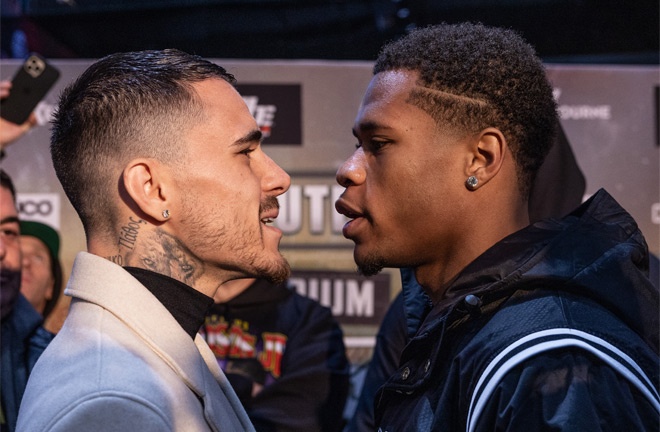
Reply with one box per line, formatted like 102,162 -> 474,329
1,59 -> 658,361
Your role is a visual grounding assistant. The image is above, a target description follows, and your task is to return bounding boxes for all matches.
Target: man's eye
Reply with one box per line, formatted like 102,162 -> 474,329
355,139 -> 388,152
364,140 -> 388,153
1,228 -> 19,239
24,253 -> 47,265
240,147 -> 256,157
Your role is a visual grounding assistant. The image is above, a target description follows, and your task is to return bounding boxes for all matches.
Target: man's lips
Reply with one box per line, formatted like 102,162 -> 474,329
260,196 -> 280,226
335,198 -> 366,238
334,198 -> 363,220
260,209 -> 278,224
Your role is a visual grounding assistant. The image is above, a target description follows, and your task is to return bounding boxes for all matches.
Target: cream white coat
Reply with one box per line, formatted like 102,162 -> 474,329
17,252 -> 255,432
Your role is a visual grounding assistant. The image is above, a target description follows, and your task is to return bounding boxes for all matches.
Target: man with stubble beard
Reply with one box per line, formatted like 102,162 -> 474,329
17,49 -> 291,432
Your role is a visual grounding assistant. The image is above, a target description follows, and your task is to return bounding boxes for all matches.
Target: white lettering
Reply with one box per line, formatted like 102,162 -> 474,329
275,184 -> 348,235
304,185 -> 329,233
558,104 -> 611,120
243,96 -> 259,115
331,186 -> 346,233
346,280 -> 374,317
652,203 -> 660,225
552,88 -> 562,101
277,185 -> 302,233
254,105 -> 276,128
319,278 -> 332,308
289,277 -> 375,317
242,95 -> 277,137
332,279 -> 344,315
290,277 -> 306,297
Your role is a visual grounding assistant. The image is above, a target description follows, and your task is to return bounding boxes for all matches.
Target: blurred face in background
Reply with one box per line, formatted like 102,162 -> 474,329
0,186 -> 22,320
20,235 -> 54,314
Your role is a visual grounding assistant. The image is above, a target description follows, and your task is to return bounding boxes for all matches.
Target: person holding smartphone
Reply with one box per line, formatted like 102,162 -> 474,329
0,80 -> 37,155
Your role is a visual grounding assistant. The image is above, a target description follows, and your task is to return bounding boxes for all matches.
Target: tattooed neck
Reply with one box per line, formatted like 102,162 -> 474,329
107,216 -> 202,287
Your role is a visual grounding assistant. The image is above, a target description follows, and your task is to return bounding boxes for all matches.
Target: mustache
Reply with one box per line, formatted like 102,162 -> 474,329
259,196 -> 280,213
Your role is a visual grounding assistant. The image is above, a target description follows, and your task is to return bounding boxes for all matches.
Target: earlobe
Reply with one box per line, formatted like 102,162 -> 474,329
123,159 -> 170,222
465,128 -> 506,190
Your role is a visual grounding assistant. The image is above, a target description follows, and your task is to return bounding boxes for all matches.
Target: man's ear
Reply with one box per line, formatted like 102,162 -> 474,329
122,159 -> 170,222
465,127 -> 507,189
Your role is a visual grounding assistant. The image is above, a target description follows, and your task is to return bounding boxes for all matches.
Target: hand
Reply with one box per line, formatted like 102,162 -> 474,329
0,80 -> 37,149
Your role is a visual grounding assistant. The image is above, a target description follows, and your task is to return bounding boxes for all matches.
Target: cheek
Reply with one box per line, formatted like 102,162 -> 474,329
6,247 -> 22,271
37,267 -> 54,285
222,169 -> 261,203
376,160 -> 428,213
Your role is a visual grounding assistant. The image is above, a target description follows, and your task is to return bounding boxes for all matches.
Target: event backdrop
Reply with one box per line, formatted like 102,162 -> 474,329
1,59 -> 658,362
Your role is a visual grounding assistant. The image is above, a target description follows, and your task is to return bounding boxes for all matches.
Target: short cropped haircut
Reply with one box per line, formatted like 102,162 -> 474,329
51,49 -> 236,236
374,23 -> 558,199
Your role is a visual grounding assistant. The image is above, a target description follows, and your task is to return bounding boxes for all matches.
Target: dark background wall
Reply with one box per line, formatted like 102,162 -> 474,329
1,0 -> 658,64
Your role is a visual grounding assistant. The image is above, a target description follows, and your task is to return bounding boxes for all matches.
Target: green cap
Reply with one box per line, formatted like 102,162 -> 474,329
19,220 -> 60,260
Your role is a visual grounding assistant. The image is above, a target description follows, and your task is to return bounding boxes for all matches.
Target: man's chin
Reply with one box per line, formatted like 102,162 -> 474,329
262,265 -> 290,285
355,252 -> 386,277
259,255 -> 291,285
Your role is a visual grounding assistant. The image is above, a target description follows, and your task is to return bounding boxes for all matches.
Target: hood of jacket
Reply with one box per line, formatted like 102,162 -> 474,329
405,188 -> 658,353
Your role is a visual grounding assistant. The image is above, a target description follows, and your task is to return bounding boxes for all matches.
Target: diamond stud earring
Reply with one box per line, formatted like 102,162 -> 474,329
466,176 -> 479,190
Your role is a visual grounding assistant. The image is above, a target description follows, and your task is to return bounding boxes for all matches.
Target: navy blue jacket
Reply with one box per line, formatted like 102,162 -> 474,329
375,190 -> 659,431
1,294 -> 54,432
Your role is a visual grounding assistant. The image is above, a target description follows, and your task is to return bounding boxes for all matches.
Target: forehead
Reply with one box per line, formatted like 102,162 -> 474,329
191,78 -> 257,135
362,70 -> 416,107
355,70 -> 430,129
20,235 -> 49,253
0,187 -> 18,220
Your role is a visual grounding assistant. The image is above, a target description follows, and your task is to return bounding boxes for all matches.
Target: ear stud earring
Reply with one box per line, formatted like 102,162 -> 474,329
466,176 -> 479,190
162,209 -> 170,219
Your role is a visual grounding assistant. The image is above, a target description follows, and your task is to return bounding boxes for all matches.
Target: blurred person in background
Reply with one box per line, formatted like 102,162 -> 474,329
19,221 -> 66,333
0,80 -> 37,158
1,80 -> 53,432
0,171 -> 54,432
202,277 -> 350,432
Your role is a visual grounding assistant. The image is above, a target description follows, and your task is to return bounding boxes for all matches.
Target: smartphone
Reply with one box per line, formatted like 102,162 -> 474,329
1,53 -> 60,125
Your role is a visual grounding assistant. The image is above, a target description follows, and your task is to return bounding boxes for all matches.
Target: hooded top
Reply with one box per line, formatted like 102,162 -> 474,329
201,279 -> 350,432
425,188 -> 657,349
375,189 -> 659,431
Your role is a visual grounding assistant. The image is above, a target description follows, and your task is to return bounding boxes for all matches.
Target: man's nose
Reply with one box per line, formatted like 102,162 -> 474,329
336,148 -> 366,188
261,153 -> 291,197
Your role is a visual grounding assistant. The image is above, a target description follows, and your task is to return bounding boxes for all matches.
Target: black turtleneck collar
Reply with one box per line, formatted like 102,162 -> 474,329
123,267 -> 214,339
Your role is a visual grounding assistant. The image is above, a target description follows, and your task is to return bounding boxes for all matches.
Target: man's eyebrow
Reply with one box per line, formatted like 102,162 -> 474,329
0,216 -> 20,225
233,129 -> 263,146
